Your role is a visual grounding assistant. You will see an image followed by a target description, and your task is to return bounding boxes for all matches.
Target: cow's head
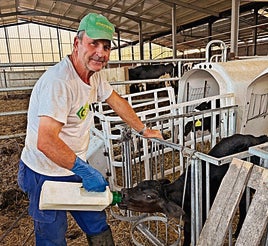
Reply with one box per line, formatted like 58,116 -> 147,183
118,179 -> 185,219
194,101 -> 211,112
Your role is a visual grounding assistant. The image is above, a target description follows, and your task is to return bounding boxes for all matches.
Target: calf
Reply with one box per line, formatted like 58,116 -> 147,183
129,63 -> 175,80
129,63 -> 176,93
184,100 -> 220,137
118,134 -> 268,246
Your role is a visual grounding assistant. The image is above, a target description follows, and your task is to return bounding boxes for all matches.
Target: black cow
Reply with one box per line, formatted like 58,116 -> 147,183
184,100 -> 220,137
129,63 -> 175,80
118,134 -> 268,246
128,63 -> 176,93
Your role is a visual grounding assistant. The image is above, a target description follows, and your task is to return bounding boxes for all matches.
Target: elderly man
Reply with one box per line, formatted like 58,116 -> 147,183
18,13 -> 162,246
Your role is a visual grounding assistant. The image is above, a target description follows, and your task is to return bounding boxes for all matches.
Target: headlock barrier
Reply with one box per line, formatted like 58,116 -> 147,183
87,87 -> 237,190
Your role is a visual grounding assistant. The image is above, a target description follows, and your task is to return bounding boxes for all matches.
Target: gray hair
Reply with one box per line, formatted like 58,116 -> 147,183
76,30 -> 85,40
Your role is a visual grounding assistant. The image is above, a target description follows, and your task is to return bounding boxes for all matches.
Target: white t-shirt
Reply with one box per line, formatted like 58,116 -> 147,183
21,56 -> 113,176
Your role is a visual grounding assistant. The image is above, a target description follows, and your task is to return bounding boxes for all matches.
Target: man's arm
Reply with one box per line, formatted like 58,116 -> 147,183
105,90 -> 163,139
37,116 -> 108,191
37,116 -> 76,169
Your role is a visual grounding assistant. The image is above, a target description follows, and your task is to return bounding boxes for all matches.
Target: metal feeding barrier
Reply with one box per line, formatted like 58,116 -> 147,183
113,124 -> 268,246
89,88 -> 237,191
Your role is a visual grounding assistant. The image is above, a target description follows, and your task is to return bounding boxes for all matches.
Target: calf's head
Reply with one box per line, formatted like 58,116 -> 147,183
118,179 -> 185,219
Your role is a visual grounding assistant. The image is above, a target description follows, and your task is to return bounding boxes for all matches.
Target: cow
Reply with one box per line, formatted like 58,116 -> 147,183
128,63 -> 177,93
118,134 -> 268,246
184,100 -> 220,137
129,63 -> 176,80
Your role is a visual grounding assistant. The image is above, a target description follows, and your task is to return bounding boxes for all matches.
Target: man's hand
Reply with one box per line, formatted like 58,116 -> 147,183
71,157 -> 108,192
142,128 -> 163,139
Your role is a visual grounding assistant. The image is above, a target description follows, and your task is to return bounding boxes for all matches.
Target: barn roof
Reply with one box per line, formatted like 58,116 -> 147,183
1,0 -> 268,53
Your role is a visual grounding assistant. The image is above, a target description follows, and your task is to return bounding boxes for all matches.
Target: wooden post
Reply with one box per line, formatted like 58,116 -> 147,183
197,158 -> 268,246
197,158 -> 253,246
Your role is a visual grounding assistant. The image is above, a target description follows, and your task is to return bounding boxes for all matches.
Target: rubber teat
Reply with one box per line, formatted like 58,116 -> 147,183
111,191 -> 122,205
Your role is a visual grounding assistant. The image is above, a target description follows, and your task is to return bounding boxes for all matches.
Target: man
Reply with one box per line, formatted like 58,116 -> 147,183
18,13 -> 162,246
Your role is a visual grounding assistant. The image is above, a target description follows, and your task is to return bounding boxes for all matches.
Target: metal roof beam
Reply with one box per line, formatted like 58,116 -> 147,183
15,0 -> 19,11
148,2 -> 266,43
16,9 -> 78,22
14,15 -> 139,37
0,12 -> 21,18
57,0 -> 171,28
159,0 -> 220,17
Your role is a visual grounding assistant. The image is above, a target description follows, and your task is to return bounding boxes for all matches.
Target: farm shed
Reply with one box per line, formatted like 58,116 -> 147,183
178,57 -> 268,136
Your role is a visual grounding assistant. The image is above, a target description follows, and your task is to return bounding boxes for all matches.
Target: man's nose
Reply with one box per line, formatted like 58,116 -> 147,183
95,44 -> 106,56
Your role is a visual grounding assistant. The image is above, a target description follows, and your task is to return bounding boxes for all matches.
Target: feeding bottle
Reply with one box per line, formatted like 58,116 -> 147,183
39,181 -> 122,211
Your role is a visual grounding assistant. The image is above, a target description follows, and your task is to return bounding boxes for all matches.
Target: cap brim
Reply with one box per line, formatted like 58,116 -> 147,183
85,30 -> 113,41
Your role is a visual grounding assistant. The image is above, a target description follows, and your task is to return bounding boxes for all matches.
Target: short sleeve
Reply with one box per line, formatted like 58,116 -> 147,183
38,79 -> 72,125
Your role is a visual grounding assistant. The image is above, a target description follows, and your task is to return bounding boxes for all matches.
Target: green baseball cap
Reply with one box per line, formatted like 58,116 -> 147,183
78,13 -> 115,41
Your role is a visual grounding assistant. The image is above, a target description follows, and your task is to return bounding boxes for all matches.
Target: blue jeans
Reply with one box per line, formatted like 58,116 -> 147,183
18,160 -> 109,246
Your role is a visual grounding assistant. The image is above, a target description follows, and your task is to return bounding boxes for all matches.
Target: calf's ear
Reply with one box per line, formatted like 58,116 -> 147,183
158,179 -> 171,185
159,200 -> 185,219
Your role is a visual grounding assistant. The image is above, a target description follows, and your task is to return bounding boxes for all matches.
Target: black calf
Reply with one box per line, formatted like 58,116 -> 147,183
119,134 -> 268,246
184,100 -> 220,137
129,63 -> 175,80
129,63 -> 176,93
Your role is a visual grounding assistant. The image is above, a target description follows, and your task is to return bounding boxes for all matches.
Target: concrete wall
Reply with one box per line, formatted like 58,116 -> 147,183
0,70 -> 45,88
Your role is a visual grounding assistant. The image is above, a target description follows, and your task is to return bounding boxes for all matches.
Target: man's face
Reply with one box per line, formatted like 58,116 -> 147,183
75,33 -> 111,72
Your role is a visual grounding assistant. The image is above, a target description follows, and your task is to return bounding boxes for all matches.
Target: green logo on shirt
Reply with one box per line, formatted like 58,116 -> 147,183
77,102 -> 90,120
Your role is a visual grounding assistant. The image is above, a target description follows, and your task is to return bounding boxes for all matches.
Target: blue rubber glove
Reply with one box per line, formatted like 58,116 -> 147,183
71,157 -> 108,192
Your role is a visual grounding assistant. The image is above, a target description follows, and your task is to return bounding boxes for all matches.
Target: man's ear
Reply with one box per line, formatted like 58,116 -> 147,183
158,200 -> 185,219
